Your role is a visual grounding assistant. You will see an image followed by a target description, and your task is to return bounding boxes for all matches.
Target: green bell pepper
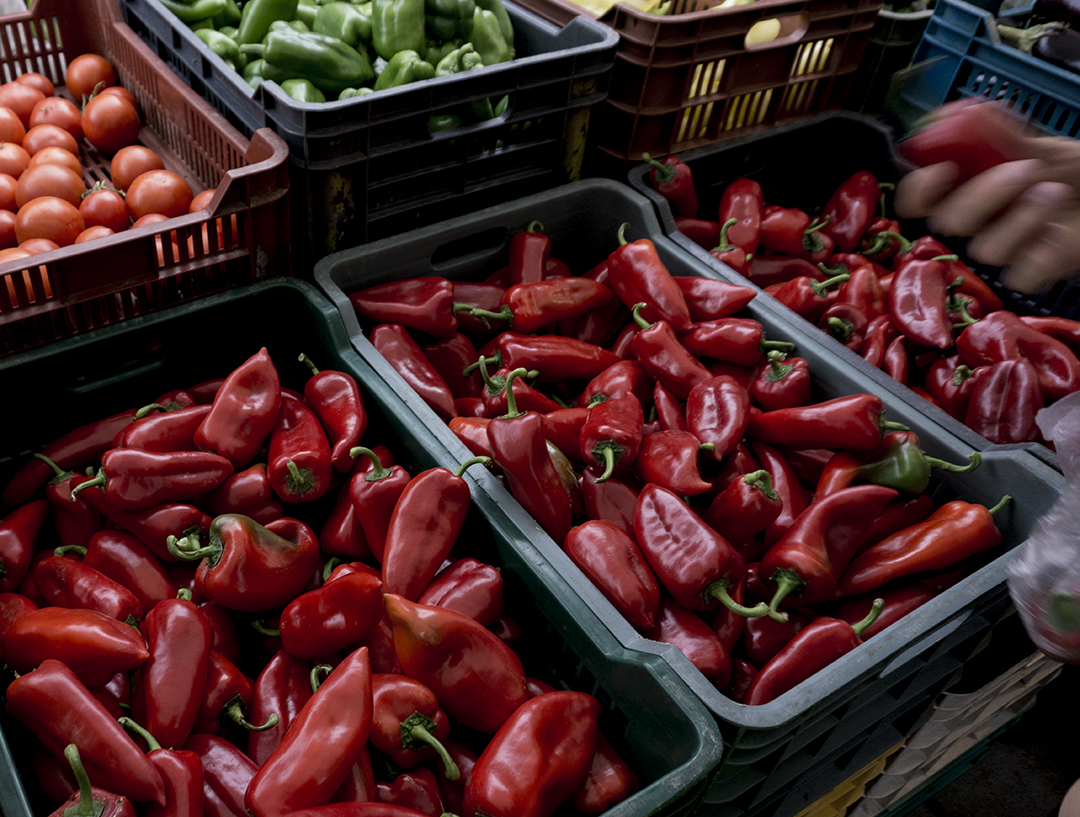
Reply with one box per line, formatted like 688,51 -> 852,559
373,48 -> 435,89
371,0 -> 426,60
295,1 -> 321,25
243,58 -> 269,87
434,41 -> 482,75
189,16 -> 216,29
467,6 -> 511,65
314,2 -> 372,45
475,0 -> 512,44
429,112 -> 462,132
425,13 -> 472,40
195,27 -> 246,68
213,0 -> 243,26
240,27 -> 375,93
219,25 -> 240,37
339,86 -> 375,98
158,0 -> 228,23
423,37 -> 461,64
237,0 -> 300,44
281,77 -> 328,101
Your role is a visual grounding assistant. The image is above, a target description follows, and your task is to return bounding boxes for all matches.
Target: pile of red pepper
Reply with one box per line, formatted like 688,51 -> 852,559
644,154 -> 1080,446
0,346 -> 642,817
344,218 -> 1010,707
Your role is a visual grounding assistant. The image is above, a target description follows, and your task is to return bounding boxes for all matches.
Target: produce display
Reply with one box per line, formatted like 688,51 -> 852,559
642,148 -> 1080,447
0,343 -> 648,817
343,221 -> 1012,706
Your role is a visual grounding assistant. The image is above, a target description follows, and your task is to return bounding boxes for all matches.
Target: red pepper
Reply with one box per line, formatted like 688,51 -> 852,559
279,564 -> 384,659
674,216 -> 720,251
417,556 -> 504,626
956,310 -> 1080,401
370,323 -> 457,421
434,740 -> 479,815
748,393 -> 906,452
203,463 -> 283,525
680,317 -> 795,368
703,469 -> 783,548
384,594 -> 527,734
348,446 -> 411,563
607,224 -> 693,333
748,442 -> 809,547
749,256 -> 826,288
33,454 -> 100,550
820,171 -> 881,252
798,217 -> 834,264
743,599 -> 883,705
964,357 -> 1044,443
860,494 -> 937,553
193,348 -> 281,469
299,353 -> 367,473
642,152 -> 698,218
579,469 -> 640,539
764,272 -> 850,321
835,263 -> 888,322
628,303 -> 712,400
331,744 -> 376,804
478,360 -> 561,417
828,581 -> 936,640
676,277 -> 756,321
759,205 -> 816,256
34,553 -> 144,622
168,514 -> 321,612
633,429 -> 713,497
741,608 -> 812,667
685,375 -> 750,461
725,658 -> 758,702
448,416 -> 493,457
267,393 -> 333,504
487,370 -> 573,544
453,281 -> 507,334
645,594 -> 732,682
750,352 -> 812,411
563,519 -> 660,630
473,278 -> 617,334
183,733 -> 258,817
0,498 -> 50,593
246,646 -> 373,817
509,220 -> 550,285
709,218 -> 753,276
718,178 -> 763,254
1018,315 -> 1080,355
7,658 -> 167,803
369,673 -> 458,775
577,359 -> 653,409
349,277 -> 469,338
860,314 -> 899,369
421,334 -> 484,400
652,380 -> 688,431
858,217 -> 905,264
48,744 -> 137,817
69,448 -> 234,511
818,301 -> 869,352
462,690 -> 601,817
72,530 -> 178,612
114,404 -> 213,452
882,334 -> 910,384
377,768 -> 446,815
571,730 -> 639,815
246,648 -> 313,766
579,394 -> 644,482
838,495 -> 1010,596
484,332 -> 621,383
888,256 -> 956,350
191,649 -> 274,737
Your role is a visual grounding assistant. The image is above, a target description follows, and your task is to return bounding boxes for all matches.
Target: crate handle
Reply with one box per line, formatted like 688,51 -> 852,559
429,226 -> 511,275
743,12 -> 809,50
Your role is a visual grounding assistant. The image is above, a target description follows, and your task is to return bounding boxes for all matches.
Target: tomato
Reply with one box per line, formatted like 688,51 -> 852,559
19,237 -> 60,254
0,208 -> 16,249
189,188 -> 217,213
80,184 -> 130,232
126,170 -> 193,220
28,147 -> 83,176
21,124 -> 79,157
75,225 -> 115,243
81,92 -> 141,155
0,247 -> 31,264
0,106 -> 26,145
131,213 -> 170,229
29,97 -> 83,143
65,54 -> 116,102
109,145 -> 164,191
0,173 -> 17,212
15,73 -> 55,98
16,162 -> 86,208
15,196 -> 84,246
97,86 -> 141,120
0,142 -> 30,179
0,83 -> 45,128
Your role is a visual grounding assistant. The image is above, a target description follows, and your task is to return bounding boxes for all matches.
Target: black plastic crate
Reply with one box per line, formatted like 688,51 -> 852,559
311,177 -> 1066,817
118,0 -> 618,273
0,279 -> 721,817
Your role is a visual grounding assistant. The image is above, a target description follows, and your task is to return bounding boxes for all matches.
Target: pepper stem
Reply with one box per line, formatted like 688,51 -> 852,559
879,231 -> 913,255
454,456 -> 492,478
69,468 -> 106,500
526,220 -> 544,234
744,469 -> 779,501
851,598 -> 884,637
760,336 -> 796,354
827,316 -> 854,341
118,716 -> 163,752
61,744 -> 104,817
34,452 -> 70,480
766,568 -> 804,622
592,444 -> 618,484
135,403 -> 170,418
299,352 -> 320,376
810,273 -> 850,296
617,222 -> 631,246
401,711 -> 460,781
704,577 -> 771,617
952,365 -> 974,386
711,218 -> 738,253
997,21 -> 1066,53
764,350 -> 794,382
221,694 -> 280,732
349,446 -> 390,481
641,152 -> 676,184
251,620 -> 281,637
238,43 -> 266,57
166,530 -> 216,562
498,368 -> 531,419
461,352 -> 501,377
924,450 -> 981,474
310,664 -> 332,693
987,494 -> 1012,516
468,304 -> 514,328
284,460 -> 316,496
54,545 -> 88,558
950,297 -> 979,329
630,302 -> 653,331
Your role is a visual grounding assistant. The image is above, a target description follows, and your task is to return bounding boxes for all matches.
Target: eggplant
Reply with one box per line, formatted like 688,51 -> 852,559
1033,0 -> 1080,27
1032,23 -> 1080,70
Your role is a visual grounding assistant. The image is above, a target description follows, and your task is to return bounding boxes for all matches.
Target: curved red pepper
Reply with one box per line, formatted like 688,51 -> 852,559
194,348 -> 281,469
279,565 -> 384,659
577,359 -> 653,409
319,483 -> 372,562
836,263 -> 888,321
348,446 -> 411,563
858,218 -> 904,264
370,323 -> 457,420
34,554 -> 144,622
703,469 -> 783,548
882,334 -> 910,385
114,404 -> 213,452
686,374 -> 751,461
486,332 -> 621,383
571,730 -> 639,815
643,152 -> 698,218
749,255 -> 826,287
246,646 -> 373,817
828,581 -> 936,640
607,224 -> 692,333
765,272 -> 850,322
0,498 -> 50,593
652,380 -> 688,431
119,717 -> 205,817
709,217 -> 753,276
680,317 -> 795,368
203,463 -> 283,525
725,658 -> 758,702
267,394 -> 333,504
421,333 -> 484,400
330,744 -> 376,804
676,277 -> 756,322
34,454 -> 101,550
719,178 -> 763,254
384,594 -> 528,734
579,394 -> 644,482
634,429 -> 713,497
69,448 -> 234,511
742,608 -> 812,667
509,221 -> 551,285
750,352 -> 812,411
183,733 -> 258,817
579,469 -> 640,539
964,357 -> 1043,444
759,205 -> 816,256
453,281 -> 507,334
417,557 -> 505,626
350,277 -> 467,338
246,648 -> 313,766
192,649 -> 275,737
47,743 -> 137,817
377,768 -> 446,815
644,595 -> 732,682
298,353 -> 367,474
77,529 -> 179,613
820,171 -> 880,253
888,257 -> 955,350
748,393 -> 905,452
1018,315 -> 1080,354
860,314 -> 899,369
463,690 -> 601,817
474,278 -> 616,334
369,672 -> 457,775
628,304 -> 712,400
818,301 -> 869,352
674,216 -> 720,251
478,360 -> 561,417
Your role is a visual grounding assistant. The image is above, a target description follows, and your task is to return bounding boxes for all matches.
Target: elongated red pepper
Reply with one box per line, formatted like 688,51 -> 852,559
203,463 -> 283,525
748,393 -> 906,452
453,280 -> 507,334
0,498 -> 50,593
182,733 -> 258,817
369,672 -> 458,775
114,405 -> 213,452
634,429 -> 713,497
765,272 -> 850,321
1018,315 -> 1080,355
68,529 -> 178,612
297,353 -> 367,473
34,554 -> 144,622
463,690 -> 600,817
835,262 -> 887,321
607,224 -> 692,333
69,448 -> 233,511
370,323 -> 457,420
472,278 -> 616,334
819,301 -> 869,352
421,333 -> 484,400
883,334 -> 909,384
49,744 -> 137,817
860,314 -> 899,369
798,217 -> 834,264
577,359 -> 653,409
563,519 -> 660,630
7,658 -> 166,803
385,594 -> 527,734
192,649 -> 276,737
742,600 -> 883,705
478,360 -> 561,417
652,380 -> 687,431
628,303 -> 712,400
267,394 -> 333,504
168,513 -> 321,612
417,557 -> 504,626
644,595 -> 732,682
686,374 -> 751,461
246,646 -> 373,817
377,768 -> 445,815
674,216 -> 720,251
703,469 -> 783,548
348,446 -> 411,563
719,178 -> 763,254
579,394 -> 644,482
676,277 -> 756,321
759,485 -> 897,617
487,370 -> 572,544
278,565 -> 384,659
509,221 -> 550,285
828,581 -> 936,640
858,217 -> 904,264
350,277 -> 471,338
964,358 -> 1043,444
838,495 -> 1010,596
245,648 -> 312,766
193,348 -> 281,469
709,218 -> 753,276
579,469 -> 640,538
759,205 -> 816,256
642,152 -> 698,218
820,171 -> 880,252
750,352 -> 812,411
888,256 -> 955,350
680,318 -> 795,367
34,454 -> 100,550
485,332 -> 621,383
741,608 -> 812,667
331,744 -> 376,804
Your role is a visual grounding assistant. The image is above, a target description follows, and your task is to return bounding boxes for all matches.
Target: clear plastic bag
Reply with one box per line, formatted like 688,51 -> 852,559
1006,391 -> 1080,665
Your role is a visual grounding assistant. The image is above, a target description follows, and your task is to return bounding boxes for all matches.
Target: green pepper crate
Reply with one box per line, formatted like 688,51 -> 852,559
626,109 -> 1074,472
0,0 -> 292,359
506,0 -> 884,178
0,277 -> 721,817
310,176 -> 1065,817
117,0 -> 618,275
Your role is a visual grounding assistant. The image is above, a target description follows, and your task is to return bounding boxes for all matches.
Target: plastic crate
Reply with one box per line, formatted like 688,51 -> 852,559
118,0 -> 618,274
844,7 -> 933,115
0,0 -> 291,357
0,277 -> 722,817
626,109 -> 1076,471
890,0 -> 1080,137
311,176 -> 1067,817
507,0 -> 884,177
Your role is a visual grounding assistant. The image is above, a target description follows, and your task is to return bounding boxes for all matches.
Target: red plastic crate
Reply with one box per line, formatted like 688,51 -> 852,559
0,0 -> 291,357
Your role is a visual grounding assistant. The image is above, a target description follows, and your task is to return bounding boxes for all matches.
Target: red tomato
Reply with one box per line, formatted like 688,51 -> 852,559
22,124 -> 80,157
15,162 -> 85,208
189,188 -> 216,213
0,208 -> 16,249
131,213 -> 170,229
97,86 -> 140,120
29,97 -> 83,143
82,92 -> 141,155
0,83 -> 45,128
109,145 -> 164,191
0,142 -> 30,179
75,225 -> 115,243
0,173 -> 17,212
126,170 -> 193,220
0,246 -> 31,264
0,106 -> 26,145
80,185 -> 130,232
27,147 -> 83,176
65,54 -> 116,101
15,73 -> 55,98
15,196 -> 84,246
19,237 -> 60,254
